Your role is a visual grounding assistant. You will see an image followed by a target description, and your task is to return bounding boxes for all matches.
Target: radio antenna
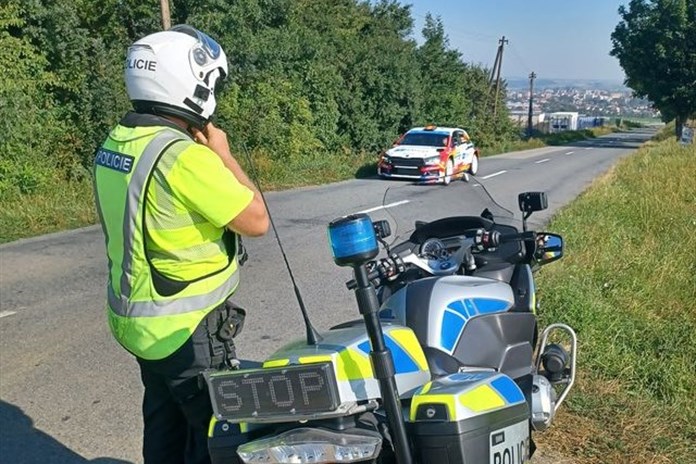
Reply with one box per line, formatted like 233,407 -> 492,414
239,144 -> 322,346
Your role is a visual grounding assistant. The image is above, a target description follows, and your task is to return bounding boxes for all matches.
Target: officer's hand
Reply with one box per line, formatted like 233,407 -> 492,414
191,123 -> 232,159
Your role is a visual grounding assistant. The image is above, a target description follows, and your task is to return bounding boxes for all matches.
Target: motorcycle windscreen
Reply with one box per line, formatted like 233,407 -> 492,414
367,174 -> 531,251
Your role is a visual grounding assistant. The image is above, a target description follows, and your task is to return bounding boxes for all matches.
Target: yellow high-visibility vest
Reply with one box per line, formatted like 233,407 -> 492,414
93,123 -> 241,360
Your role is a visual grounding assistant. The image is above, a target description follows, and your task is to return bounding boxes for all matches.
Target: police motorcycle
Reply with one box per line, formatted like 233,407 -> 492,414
203,176 -> 577,464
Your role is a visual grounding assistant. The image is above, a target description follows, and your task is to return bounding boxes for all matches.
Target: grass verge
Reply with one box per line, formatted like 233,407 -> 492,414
485,126 -> 619,156
0,149 -> 376,244
0,179 -> 96,244
241,148 -> 376,191
535,139 -> 696,463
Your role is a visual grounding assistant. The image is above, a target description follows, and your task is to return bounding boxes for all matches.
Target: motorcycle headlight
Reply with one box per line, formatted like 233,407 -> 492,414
423,155 -> 441,165
237,428 -> 382,464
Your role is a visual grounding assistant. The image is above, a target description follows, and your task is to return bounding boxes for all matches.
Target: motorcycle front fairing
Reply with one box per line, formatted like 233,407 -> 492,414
371,179 -> 539,374
366,179 -> 541,463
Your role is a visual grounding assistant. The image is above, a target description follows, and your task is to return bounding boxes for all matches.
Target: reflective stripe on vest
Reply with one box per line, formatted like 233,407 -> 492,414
101,130 -> 239,318
106,271 -> 239,317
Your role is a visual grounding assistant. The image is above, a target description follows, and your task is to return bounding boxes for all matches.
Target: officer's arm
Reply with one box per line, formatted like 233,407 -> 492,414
227,192 -> 269,237
191,123 -> 269,237
213,152 -> 269,237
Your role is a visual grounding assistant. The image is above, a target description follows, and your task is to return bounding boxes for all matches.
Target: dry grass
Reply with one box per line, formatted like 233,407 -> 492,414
239,147 -> 376,191
536,139 -> 696,463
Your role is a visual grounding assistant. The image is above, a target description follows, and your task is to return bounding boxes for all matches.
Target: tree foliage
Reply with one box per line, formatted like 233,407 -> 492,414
1,0 -> 518,197
611,0 -> 696,138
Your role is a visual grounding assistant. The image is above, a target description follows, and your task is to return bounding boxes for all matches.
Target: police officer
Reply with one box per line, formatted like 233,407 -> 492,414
93,25 -> 269,463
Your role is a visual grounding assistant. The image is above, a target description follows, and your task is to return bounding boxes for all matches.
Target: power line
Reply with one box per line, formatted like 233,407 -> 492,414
409,11 -> 498,44
508,43 -> 534,76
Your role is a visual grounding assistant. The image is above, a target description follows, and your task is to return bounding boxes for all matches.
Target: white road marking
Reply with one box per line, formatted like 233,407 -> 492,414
565,151 -> 574,155
355,200 -> 410,215
481,170 -> 507,180
585,147 -> 593,150
0,311 -> 17,319
535,158 -> 550,164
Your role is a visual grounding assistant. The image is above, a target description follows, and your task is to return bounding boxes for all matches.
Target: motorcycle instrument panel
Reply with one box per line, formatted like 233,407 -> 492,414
204,363 -> 340,421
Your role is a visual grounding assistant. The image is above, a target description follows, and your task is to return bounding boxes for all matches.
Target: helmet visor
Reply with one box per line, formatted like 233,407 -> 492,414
171,24 -> 222,61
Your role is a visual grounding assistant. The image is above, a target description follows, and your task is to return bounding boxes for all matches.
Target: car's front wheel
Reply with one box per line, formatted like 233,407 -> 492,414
443,158 -> 453,185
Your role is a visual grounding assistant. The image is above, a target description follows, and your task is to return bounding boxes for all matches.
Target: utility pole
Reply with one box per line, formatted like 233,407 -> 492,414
527,71 -> 537,138
488,45 -> 501,87
491,36 -> 508,118
159,0 -> 171,30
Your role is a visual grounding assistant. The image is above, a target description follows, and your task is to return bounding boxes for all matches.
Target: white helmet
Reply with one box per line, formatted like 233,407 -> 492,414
125,25 -> 229,129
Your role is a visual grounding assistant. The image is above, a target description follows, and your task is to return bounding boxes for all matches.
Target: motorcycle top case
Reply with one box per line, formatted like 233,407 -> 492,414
409,370 -> 531,464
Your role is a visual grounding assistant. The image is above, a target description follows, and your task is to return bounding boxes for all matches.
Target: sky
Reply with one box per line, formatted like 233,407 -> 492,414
402,0 -> 627,82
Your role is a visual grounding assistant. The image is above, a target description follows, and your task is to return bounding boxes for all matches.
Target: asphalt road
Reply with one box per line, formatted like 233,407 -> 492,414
0,128 -> 655,463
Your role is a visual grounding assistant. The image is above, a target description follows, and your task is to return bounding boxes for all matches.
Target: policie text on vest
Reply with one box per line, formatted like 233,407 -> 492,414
95,148 -> 134,174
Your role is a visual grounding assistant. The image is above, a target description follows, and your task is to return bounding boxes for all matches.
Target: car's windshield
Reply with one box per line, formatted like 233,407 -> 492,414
398,132 -> 449,147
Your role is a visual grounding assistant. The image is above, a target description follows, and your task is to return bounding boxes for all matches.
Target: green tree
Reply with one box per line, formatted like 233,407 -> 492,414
417,14 -> 472,126
611,0 -> 696,138
416,14 -> 515,148
0,1 -> 66,196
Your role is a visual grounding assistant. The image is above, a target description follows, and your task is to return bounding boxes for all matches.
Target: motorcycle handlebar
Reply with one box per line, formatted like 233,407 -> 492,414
346,253 -> 404,290
477,230 -> 536,250
500,230 -> 536,244
345,230 -> 536,290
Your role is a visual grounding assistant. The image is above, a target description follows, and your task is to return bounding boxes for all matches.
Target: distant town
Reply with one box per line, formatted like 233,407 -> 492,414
508,87 -> 658,118
504,78 -> 660,132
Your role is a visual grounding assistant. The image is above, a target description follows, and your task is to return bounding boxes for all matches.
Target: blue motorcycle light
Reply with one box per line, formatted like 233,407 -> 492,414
328,214 -> 378,266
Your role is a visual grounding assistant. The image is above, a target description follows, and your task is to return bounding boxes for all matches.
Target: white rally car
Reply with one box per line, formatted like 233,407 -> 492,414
377,126 -> 480,185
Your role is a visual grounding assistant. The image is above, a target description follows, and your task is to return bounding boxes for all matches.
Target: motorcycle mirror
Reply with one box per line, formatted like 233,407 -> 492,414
535,233 -> 564,265
518,191 -> 548,213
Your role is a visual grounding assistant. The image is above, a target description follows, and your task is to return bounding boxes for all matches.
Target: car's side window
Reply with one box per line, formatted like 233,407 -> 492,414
453,131 -> 463,148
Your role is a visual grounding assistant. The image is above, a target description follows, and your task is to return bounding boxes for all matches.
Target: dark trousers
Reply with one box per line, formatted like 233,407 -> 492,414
136,305 -> 235,464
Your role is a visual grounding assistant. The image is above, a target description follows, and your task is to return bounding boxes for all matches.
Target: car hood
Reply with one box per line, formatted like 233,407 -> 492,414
386,145 -> 441,159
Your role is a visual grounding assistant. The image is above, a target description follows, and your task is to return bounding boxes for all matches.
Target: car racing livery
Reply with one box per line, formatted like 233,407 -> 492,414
378,125 -> 480,185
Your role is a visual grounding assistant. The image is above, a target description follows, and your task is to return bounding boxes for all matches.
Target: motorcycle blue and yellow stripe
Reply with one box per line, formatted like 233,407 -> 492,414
262,324 -> 430,405
409,371 -> 526,422
206,322 -> 430,427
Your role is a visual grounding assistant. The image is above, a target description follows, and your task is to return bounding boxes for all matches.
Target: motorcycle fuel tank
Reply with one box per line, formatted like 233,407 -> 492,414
381,275 -> 515,354
381,275 -> 536,378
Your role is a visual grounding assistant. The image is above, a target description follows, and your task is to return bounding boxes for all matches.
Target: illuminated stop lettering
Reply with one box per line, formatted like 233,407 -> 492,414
241,377 -> 265,410
217,379 -> 242,412
208,363 -> 339,419
268,375 -> 295,408
298,372 -> 325,405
